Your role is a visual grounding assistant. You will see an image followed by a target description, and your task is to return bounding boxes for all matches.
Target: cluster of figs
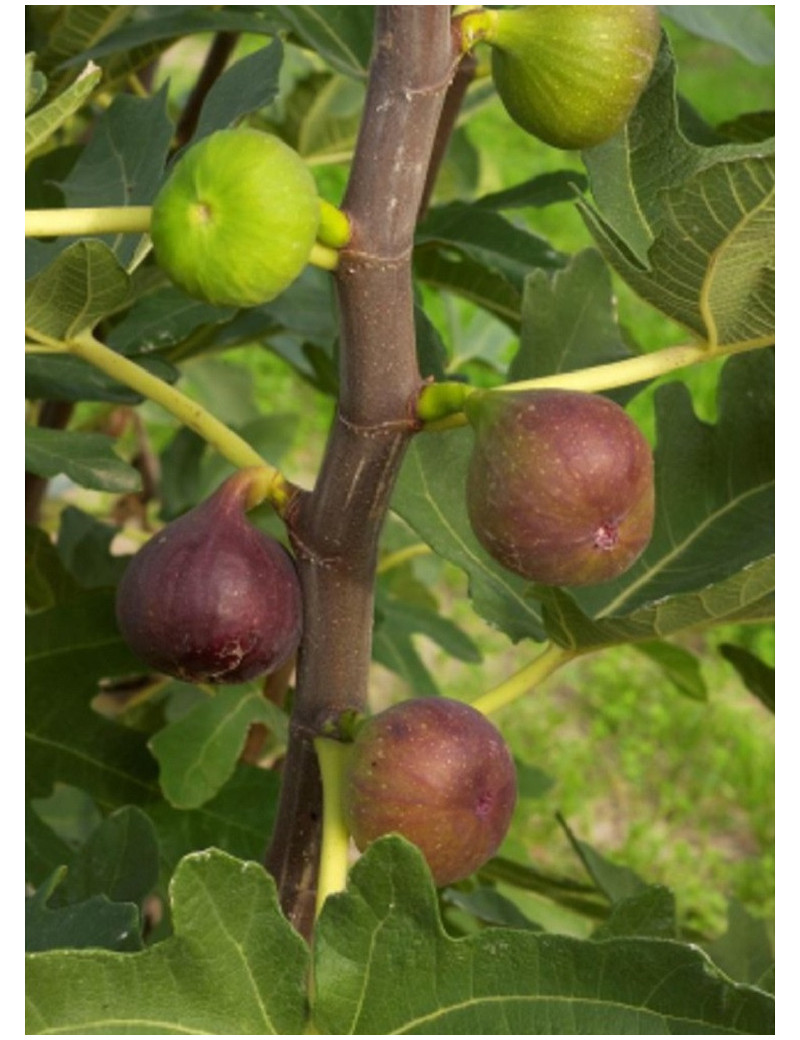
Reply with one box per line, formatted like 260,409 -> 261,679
119,5 -> 661,886
117,383 -> 655,884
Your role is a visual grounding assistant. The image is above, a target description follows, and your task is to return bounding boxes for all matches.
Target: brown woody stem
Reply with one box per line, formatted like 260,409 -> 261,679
264,6 -> 459,939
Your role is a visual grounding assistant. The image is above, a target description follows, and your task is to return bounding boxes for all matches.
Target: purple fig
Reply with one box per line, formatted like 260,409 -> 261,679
116,472 -> 302,684
342,698 -> 517,886
465,389 -> 654,586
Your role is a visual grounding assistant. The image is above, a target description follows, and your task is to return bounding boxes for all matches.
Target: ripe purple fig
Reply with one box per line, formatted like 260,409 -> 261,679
465,389 -> 654,586
342,698 -> 517,886
116,471 -> 302,684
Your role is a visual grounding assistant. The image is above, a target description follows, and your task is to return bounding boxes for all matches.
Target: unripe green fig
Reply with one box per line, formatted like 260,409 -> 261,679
150,129 -> 320,307
465,389 -> 654,587
116,471 -> 302,684
484,5 -> 661,150
342,698 -> 517,886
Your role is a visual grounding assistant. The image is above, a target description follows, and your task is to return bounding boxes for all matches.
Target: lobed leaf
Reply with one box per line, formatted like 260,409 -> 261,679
26,850 -> 310,1035
580,41 -> 774,347
312,838 -> 774,1034
58,9 -> 285,64
27,870 -> 143,954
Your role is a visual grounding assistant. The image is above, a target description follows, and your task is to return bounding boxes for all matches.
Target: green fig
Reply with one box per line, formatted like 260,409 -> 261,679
342,697 -> 517,887
465,389 -> 655,587
116,471 -> 302,684
483,5 -> 661,149
150,129 -> 320,307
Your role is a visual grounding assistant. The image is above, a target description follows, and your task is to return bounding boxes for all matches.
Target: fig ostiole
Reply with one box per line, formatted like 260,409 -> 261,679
115,471 -> 303,684
481,5 -> 661,150
150,128 -> 321,308
341,697 -> 517,886
465,388 -> 655,587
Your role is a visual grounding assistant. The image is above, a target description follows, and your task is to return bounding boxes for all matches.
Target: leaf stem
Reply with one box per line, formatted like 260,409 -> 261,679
470,642 -> 574,716
376,543 -> 433,575
313,737 -> 353,917
418,338 -> 773,428
26,326 -> 293,512
25,207 -> 342,274
25,206 -> 152,238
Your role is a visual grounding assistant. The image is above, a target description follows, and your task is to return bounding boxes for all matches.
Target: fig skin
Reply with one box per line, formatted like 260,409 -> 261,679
465,389 -> 655,587
487,6 -> 661,150
115,472 -> 302,684
342,698 -> 517,886
150,129 -> 320,307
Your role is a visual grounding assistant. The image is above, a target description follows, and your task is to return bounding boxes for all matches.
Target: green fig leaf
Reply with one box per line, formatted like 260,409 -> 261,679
60,88 -> 173,207
509,249 -> 638,401
660,7 -> 774,65
33,6 -> 134,78
26,240 -> 135,339
25,52 -> 47,113
26,869 -> 143,954
26,805 -> 74,889
274,5 -> 375,79
311,837 -> 774,1034
632,640 -> 708,701
373,587 -> 482,696
26,588 -> 159,806
52,807 -> 160,909
26,850 -> 310,1035
191,39 -> 284,144
580,40 -> 774,347
703,901 -> 775,991
150,685 -> 288,809
25,428 -> 141,494
148,765 -> 281,876
26,525 -> 80,613
719,643 -> 775,712
25,61 -> 102,160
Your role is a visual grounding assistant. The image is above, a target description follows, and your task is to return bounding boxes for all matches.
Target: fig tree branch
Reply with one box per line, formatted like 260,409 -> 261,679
265,5 -> 459,938
174,31 -> 240,150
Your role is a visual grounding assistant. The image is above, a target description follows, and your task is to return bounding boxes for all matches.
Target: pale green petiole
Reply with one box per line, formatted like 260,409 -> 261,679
470,642 -> 574,716
25,205 -> 343,272
25,327 -> 294,513
314,737 -> 354,917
